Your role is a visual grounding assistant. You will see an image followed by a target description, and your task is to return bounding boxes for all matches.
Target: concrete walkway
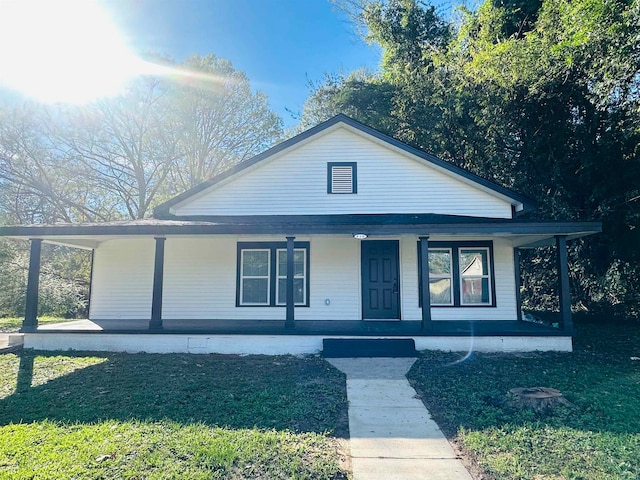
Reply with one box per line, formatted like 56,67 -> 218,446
327,358 -> 473,480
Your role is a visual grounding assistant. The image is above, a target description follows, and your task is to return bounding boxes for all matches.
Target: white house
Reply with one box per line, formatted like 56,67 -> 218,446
0,115 -> 601,354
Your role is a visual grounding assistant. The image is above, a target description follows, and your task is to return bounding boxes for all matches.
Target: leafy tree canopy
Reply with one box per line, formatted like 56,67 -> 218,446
0,54 -> 283,223
0,54 -> 283,317
305,0 -> 640,318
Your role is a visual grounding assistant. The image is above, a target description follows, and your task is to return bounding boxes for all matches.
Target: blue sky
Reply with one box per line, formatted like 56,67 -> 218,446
105,0 -> 382,126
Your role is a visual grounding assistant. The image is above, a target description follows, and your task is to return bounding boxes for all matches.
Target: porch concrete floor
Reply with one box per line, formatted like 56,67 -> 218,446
33,318 -> 568,337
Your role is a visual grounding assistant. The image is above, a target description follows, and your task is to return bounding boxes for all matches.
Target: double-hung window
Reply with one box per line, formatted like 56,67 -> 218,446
237,242 -> 310,306
419,241 -> 495,307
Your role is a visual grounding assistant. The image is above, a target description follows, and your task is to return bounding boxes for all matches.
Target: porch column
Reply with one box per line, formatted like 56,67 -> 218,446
514,247 -> 523,321
419,236 -> 432,331
150,237 -> 166,330
86,249 -> 95,318
285,236 -> 295,329
556,235 -> 574,332
22,238 -> 42,332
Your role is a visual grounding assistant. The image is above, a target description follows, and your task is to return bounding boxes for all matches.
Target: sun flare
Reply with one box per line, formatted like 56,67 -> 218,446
0,0 -> 146,104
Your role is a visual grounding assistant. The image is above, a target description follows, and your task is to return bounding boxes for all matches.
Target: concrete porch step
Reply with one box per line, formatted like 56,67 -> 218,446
323,338 -> 417,358
0,333 -> 24,353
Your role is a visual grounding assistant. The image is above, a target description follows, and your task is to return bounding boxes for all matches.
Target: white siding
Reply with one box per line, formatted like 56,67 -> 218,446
400,235 -> 421,320
297,236 -> 361,321
89,235 -> 518,322
162,236 -> 362,321
90,238 -> 154,320
174,128 -> 513,218
162,236 -> 246,319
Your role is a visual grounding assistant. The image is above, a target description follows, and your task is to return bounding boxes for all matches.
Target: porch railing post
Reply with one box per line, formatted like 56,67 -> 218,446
419,236 -> 432,331
22,238 -> 43,332
150,237 -> 166,330
555,235 -> 574,332
285,236 -> 295,329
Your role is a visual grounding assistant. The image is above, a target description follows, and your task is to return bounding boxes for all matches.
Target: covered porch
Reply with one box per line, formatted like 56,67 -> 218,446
0,214 -> 600,352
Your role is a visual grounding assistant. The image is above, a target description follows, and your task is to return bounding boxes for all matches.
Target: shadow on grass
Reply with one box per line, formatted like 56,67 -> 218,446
0,351 -> 349,438
16,354 -> 34,394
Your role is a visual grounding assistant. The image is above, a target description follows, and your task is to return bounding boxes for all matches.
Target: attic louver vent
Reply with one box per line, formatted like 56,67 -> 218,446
331,167 -> 353,193
328,162 -> 357,194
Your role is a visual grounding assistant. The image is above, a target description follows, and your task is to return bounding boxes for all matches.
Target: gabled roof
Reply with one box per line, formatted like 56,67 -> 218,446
154,114 -> 538,217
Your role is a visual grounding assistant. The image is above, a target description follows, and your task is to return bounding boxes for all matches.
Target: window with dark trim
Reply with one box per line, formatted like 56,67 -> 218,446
327,162 -> 357,194
236,242 -> 310,307
418,241 -> 496,307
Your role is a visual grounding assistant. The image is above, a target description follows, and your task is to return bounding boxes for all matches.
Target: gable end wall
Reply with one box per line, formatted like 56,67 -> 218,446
173,128 -> 514,218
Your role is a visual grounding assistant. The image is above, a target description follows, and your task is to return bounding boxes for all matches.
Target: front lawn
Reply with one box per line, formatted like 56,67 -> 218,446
408,321 -> 640,480
0,352 -> 349,479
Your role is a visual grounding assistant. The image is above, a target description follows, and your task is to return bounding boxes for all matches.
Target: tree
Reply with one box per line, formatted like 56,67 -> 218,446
48,76 -> 180,220
0,104 -> 106,223
296,70 -> 398,133
0,54 -> 283,223
0,53 -> 283,317
308,0 -> 640,319
169,55 -> 283,191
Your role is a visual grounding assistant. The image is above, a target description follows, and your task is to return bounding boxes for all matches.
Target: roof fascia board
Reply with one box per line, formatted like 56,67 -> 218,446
0,220 -> 601,238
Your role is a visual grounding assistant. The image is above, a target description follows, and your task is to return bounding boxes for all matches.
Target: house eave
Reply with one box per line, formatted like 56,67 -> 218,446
0,215 -> 602,241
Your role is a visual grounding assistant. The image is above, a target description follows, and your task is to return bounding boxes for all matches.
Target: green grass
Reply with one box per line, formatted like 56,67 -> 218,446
0,316 -> 76,332
408,321 -> 640,480
0,352 -> 349,479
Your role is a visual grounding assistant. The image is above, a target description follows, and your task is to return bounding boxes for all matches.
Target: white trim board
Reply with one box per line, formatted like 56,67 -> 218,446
24,333 -> 572,354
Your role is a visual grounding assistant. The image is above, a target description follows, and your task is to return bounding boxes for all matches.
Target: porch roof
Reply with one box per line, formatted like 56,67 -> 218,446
0,214 -> 601,248
0,213 -> 602,246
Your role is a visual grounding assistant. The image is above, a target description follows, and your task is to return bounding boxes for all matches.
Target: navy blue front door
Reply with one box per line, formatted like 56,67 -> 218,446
361,240 -> 400,319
